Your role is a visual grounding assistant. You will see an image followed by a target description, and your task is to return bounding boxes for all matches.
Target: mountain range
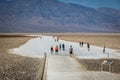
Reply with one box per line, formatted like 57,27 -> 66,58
0,0 -> 120,32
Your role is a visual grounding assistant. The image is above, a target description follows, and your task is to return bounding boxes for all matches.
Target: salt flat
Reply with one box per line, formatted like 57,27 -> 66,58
9,35 -> 120,59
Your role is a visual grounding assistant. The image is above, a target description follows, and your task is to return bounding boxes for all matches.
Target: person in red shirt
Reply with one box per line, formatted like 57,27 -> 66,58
55,45 -> 59,54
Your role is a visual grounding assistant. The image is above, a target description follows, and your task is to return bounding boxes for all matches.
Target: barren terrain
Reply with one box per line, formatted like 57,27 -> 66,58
0,36 -> 44,80
58,33 -> 120,50
0,33 -> 120,79
57,33 -> 120,73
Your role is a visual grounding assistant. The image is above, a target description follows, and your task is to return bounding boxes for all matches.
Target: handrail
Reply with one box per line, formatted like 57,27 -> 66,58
41,53 -> 47,80
73,54 -> 88,70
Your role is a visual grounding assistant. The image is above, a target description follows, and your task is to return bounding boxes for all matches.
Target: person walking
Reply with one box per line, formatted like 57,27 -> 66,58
69,45 -> 73,57
53,35 -> 55,38
55,45 -> 59,54
55,39 -> 56,42
62,43 -> 65,51
57,37 -> 59,42
87,42 -> 90,51
79,42 -> 81,47
81,42 -> 84,47
103,45 -> 105,53
50,46 -> 54,55
59,43 -> 62,51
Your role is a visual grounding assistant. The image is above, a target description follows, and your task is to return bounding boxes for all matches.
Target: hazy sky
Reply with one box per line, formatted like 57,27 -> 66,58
58,0 -> 120,10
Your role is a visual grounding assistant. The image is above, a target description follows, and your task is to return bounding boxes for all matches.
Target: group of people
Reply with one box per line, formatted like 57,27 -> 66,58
51,36 -> 92,57
51,36 -> 91,57
50,44 -> 74,57
54,36 -> 59,42
79,42 -> 84,47
79,42 -> 90,51
50,36 -> 74,57
50,43 -> 65,55
79,42 -> 106,53
48,35 -> 108,58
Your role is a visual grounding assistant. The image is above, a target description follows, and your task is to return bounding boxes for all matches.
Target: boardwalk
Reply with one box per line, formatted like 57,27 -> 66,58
46,55 -> 120,80
46,55 -> 94,80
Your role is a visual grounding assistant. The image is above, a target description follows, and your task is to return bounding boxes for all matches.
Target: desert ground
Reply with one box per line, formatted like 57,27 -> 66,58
57,33 -> 120,50
0,36 -> 44,80
57,33 -> 120,73
0,33 -> 120,80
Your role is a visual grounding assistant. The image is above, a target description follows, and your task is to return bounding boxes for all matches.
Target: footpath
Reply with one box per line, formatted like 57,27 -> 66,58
46,55 -> 120,80
46,55 -> 94,80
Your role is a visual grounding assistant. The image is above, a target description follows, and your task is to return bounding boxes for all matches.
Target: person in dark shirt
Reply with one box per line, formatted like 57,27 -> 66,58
50,46 -> 54,54
62,43 -> 65,51
87,42 -> 90,51
69,45 -> 73,57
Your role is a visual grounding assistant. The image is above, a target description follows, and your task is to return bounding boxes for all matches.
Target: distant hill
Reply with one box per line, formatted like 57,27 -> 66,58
97,7 -> 120,18
0,0 -> 120,32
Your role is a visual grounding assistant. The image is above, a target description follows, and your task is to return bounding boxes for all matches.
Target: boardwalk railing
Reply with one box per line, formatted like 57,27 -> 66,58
41,53 -> 47,80
72,54 -> 88,70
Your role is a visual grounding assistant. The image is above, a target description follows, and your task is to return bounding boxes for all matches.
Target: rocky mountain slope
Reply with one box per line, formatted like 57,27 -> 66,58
0,0 -> 120,32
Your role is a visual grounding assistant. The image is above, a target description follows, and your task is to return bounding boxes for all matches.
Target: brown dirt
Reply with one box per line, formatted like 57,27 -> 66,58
78,59 -> 120,73
0,37 -> 31,52
0,37 -> 44,80
58,33 -> 120,50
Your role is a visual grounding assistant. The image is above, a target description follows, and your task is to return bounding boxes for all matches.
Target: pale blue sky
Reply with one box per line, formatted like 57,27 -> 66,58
58,0 -> 120,10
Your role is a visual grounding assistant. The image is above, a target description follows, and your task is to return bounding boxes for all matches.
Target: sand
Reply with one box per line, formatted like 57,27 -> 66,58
58,33 -> 120,50
0,37 -> 32,52
0,36 -> 44,80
